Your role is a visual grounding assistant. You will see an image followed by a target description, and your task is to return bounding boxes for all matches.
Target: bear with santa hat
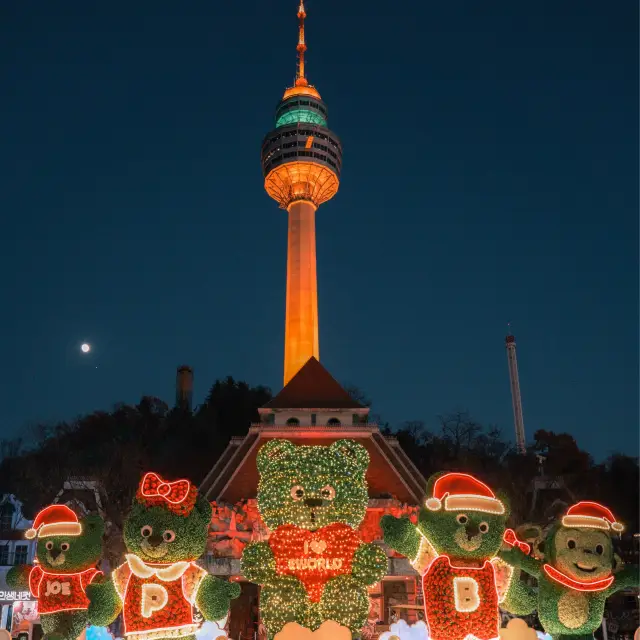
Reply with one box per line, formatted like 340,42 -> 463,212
382,472 -> 528,640
7,504 -> 104,640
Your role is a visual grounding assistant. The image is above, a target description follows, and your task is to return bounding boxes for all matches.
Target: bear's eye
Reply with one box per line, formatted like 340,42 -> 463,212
567,539 -> 576,549
595,544 -> 604,555
479,522 -> 489,533
290,485 -> 305,501
45,541 -> 54,550
163,530 -> 176,543
141,526 -> 153,538
320,486 -> 336,500
60,543 -> 70,551
456,514 -> 468,525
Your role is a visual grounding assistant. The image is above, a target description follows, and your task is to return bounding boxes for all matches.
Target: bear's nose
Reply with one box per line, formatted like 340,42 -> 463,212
583,548 -> 593,555
147,534 -> 165,548
49,549 -> 61,560
465,523 -> 480,539
304,498 -> 324,508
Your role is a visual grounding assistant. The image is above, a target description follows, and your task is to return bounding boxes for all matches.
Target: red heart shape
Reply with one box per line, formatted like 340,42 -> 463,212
269,523 -> 362,602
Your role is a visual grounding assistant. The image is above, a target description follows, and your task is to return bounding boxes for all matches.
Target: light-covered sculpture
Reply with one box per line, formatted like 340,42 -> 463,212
87,472 -> 239,640
241,439 -> 387,638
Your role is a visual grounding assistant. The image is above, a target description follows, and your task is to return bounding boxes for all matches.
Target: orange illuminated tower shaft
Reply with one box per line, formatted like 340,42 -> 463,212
261,1 -> 343,385
284,200 -> 319,385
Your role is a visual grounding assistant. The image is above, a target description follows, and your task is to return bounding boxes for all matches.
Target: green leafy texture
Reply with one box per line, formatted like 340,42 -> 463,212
351,542 -> 388,584
122,495 -> 211,563
86,580 -> 121,627
240,542 -> 277,585
258,576 -> 309,634
6,564 -> 30,590
41,610 -> 89,640
88,488 -> 239,635
196,575 -> 241,621
383,474 -> 532,627
499,569 -> 537,616
244,439 -> 386,638
318,575 -> 370,631
16,514 -> 105,640
256,439 -> 369,530
500,522 -> 640,639
37,514 -> 104,573
383,473 -> 510,562
380,515 -> 421,560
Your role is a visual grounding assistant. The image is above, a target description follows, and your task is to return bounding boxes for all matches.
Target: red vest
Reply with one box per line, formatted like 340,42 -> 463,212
29,565 -> 100,615
422,555 -> 499,640
113,556 -> 207,640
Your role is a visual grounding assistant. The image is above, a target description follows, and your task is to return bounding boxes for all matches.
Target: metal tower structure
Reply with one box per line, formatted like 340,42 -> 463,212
506,327 -> 526,453
261,1 -> 343,386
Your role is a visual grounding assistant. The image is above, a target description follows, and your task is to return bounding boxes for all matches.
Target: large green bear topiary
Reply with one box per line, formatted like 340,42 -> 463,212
381,472 -> 530,640
87,472 -> 239,640
7,504 -> 104,640
500,501 -> 639,640
241,439 -> 387,638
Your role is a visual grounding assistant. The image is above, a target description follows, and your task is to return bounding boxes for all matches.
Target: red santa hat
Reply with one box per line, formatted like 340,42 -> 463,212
25,504 -> 82,540
425,472 -> 505,515
562,501 -> 623,533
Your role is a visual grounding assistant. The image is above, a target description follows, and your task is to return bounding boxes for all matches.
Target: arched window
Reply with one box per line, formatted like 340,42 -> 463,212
327,418 -> 341,426
286,417 -> 300,426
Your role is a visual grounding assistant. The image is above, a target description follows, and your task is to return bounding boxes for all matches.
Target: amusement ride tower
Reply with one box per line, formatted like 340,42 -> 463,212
261,1 -> 343,386
505,327 -> 527,454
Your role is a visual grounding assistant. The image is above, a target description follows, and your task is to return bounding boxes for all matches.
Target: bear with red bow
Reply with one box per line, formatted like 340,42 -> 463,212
241,439 -> 387,638
87,472 -> 239,640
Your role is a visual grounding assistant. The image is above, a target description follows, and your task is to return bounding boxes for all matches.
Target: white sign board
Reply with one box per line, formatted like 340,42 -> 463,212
0,591 -> 30,602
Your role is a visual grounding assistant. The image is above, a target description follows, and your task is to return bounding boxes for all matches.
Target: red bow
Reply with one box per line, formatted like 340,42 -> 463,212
137,472 -> 197,516
503,528 -> 531,554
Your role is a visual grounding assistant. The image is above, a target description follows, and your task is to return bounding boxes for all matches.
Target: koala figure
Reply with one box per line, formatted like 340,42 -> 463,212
500,501 -> 639,640
7,504 -> 104,640
241,439 -> 387,638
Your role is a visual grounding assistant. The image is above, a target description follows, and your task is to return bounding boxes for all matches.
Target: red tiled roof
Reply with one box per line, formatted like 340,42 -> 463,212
207,432 -> 423,504
264,357 -> 363,409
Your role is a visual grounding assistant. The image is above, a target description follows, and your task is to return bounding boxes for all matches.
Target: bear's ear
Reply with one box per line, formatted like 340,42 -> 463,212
256,439 -> 296,474
193,495 -> 213,523
81,514 -> 105,539
329,439 -> 369,472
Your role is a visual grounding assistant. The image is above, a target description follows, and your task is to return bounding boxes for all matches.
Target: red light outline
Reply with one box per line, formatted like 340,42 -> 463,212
139,473 -> 192,506
543,564 -> 614,592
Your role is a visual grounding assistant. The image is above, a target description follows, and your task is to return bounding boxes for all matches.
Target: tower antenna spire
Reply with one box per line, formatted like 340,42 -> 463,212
295,1 -> 308,86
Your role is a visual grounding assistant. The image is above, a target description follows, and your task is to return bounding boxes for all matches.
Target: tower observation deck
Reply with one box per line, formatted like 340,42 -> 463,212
261,1 -> 343,386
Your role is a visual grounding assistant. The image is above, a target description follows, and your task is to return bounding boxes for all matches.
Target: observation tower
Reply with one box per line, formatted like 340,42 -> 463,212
261,1 -> 343,386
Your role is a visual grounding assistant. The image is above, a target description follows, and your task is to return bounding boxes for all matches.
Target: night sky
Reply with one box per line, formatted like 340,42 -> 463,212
2,1 -> 637,457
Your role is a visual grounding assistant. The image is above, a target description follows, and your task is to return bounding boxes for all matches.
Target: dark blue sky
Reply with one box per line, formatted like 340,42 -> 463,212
2,1 -> 637,457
